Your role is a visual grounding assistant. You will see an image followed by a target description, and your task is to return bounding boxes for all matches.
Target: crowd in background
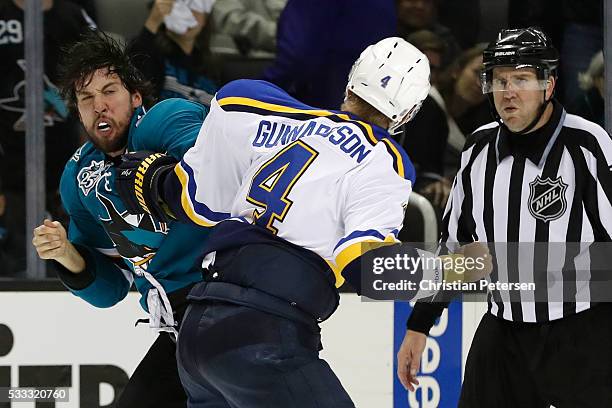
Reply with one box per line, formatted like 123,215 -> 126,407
0,0 -> 605,278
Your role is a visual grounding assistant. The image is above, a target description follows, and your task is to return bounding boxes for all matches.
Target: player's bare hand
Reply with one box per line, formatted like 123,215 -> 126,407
397,329 -> 427,392
456,242 -> 493,282
32,219 -> 85,273
32,219 -> 69,260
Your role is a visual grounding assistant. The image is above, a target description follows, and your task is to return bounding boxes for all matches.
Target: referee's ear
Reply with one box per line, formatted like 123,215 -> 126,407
545,76 -> 556,102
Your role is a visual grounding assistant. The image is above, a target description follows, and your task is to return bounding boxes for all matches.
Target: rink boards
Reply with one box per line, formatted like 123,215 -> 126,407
0,289 -> 486,407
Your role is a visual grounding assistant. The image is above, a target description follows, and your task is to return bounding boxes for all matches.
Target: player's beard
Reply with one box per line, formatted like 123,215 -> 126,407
89,126 -> 128,155
87,104 -> 134,155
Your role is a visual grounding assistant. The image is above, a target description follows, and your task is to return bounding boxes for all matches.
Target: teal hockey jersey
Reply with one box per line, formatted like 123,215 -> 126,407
59,98 -> 210,312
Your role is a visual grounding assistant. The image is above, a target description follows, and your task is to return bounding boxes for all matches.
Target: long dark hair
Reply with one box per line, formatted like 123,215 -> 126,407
57,30 -> 156,112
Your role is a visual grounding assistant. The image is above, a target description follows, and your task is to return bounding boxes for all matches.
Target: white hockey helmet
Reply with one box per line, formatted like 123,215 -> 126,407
346,37 -> 431,135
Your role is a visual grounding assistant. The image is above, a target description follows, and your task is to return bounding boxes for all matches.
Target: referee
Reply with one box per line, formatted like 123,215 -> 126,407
397,27 -> 612,407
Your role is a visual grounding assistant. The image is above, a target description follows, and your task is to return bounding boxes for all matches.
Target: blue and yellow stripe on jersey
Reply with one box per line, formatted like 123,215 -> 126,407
330,229 -> 400,287
215,79 -> 414,182
380,138 -> 415,184
173,160 -> 230,226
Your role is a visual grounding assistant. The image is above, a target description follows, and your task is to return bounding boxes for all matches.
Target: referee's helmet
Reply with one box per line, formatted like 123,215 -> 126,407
481,27 -> 559,93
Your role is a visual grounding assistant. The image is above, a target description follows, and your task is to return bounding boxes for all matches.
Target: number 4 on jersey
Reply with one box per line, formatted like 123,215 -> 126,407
247,141 -> 319,234
380,75 -> 391,88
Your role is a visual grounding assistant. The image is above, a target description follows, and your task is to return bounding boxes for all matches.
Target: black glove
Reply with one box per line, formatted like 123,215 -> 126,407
115,151 -> 177,221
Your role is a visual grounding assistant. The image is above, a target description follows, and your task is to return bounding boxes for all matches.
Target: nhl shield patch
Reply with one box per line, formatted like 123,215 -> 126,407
528,176 -> 568,222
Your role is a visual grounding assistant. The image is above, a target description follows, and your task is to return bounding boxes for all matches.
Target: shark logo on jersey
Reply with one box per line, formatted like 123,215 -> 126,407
77,158 -> 169,273
97,194 -> 169,274
77,160 -> 112,196
528,176 -> 568,222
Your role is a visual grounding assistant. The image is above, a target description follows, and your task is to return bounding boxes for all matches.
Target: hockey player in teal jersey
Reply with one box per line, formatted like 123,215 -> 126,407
31,31 -> 210,408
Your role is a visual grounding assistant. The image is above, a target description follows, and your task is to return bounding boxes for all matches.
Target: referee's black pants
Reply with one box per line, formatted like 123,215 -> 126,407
459,304 -> 612,408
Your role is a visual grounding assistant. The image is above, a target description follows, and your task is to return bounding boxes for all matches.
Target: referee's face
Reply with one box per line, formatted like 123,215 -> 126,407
491,67 -> 552,133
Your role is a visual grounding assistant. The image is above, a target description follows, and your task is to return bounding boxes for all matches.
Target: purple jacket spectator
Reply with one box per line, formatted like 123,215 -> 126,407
262,0 -> 396,109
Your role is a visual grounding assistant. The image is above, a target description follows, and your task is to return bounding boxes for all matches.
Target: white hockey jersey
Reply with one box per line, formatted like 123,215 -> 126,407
167,80 -> 415,287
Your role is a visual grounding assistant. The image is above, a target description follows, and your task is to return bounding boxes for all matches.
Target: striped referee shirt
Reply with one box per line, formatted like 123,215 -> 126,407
440,100 -> 612,323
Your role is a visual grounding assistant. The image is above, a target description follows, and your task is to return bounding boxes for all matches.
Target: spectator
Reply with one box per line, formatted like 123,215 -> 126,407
0,0 -> 95,277
568,50 -> 604,127
262,0 -> 396,109
405,29 -> 445,84
396,0 -> 462,67
129,0 -> 218,105
211,0 -> 286,56
437,44 -> 490,152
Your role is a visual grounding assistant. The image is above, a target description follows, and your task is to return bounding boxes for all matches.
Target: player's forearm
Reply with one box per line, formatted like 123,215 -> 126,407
56,245 -> 131,308
55,241 -> 86,273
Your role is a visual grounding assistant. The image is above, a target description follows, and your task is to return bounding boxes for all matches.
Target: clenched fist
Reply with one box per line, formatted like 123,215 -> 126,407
456,241 -> 493,282
32,219 -> 85,273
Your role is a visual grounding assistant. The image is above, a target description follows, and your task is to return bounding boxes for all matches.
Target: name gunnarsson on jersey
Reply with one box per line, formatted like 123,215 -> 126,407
253,119 -> 372,163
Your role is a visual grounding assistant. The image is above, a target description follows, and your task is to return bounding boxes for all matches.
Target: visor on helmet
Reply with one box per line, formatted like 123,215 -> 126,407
481,65 -> 551,94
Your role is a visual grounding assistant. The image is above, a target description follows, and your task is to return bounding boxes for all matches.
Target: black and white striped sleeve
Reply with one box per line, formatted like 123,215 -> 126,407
440,134 -> 487,247
568,116 -> 612,240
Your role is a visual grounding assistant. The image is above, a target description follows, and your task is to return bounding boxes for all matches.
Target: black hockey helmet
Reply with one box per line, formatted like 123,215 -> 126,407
482,27 -> 558,78
481,27 -> 559,133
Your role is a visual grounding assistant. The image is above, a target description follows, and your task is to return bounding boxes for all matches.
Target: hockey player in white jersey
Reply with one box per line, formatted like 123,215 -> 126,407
116,37 -> 490,407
